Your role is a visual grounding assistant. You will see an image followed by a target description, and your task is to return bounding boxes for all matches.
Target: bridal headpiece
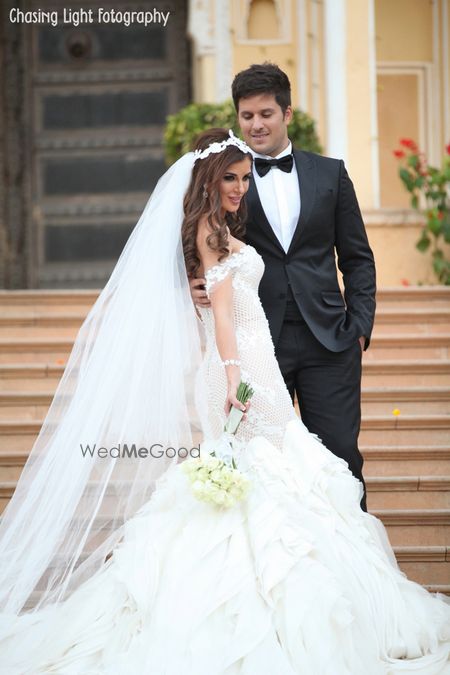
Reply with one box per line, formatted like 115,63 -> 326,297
194,129 -> 251,161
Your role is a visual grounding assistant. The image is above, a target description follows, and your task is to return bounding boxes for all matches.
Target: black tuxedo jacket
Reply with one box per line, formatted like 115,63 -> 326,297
245,149 -> 376,352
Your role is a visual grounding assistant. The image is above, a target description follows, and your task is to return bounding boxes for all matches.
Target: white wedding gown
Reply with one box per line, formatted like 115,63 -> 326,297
1,244 -> 449,674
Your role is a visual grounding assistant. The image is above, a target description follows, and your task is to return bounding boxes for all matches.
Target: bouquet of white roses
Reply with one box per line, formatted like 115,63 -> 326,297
182,381 -> 254,508
182,453 -> 250,508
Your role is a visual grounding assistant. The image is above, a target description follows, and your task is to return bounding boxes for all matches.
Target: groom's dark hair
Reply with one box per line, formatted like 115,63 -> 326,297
232,62 -> 291,113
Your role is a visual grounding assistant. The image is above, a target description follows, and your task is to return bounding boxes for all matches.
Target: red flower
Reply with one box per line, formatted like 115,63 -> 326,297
393,149 -> 405,159
399,138 -> 418,152
437,211 -> 444,220
446,143 -> 450,155
400,278 -> 410,287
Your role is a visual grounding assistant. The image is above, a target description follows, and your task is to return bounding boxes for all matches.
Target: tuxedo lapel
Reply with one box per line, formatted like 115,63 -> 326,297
247,176 -> 285,254
287,150 -> 317,255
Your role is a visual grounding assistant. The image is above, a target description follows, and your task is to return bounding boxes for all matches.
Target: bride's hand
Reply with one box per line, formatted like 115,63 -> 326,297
225,386 -> 251,421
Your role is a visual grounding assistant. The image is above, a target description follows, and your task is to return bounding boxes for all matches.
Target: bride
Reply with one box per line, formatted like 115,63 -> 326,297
0,128 -> 449,674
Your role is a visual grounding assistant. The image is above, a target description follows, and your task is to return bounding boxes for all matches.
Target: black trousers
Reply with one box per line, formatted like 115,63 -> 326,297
275,308 -> 367,512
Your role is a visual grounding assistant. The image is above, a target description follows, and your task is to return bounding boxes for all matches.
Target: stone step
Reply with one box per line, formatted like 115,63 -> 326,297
0,326 -> 79,339
361,387 -> 450,415
423,584 -> 450,595
373,307 -> 450,330
374,287 -> 450,309
2,444 -> 449,481
0,364 -> 64,381
0,392 -> 55,420
0,314 -> 83,339
0,334 -> 449,365
0,451 -> 29,480
364,334 -> 450,360
366,476 -> 450,509
1,416 -> 448,453
400,561 -> 450,585
361,446 -> 450,477
0,339 -> 72,364
395,546 -> 450,586
0,333 -> 450,363
0,415 -> 450,450
371,509 -> 450,546
361,360 -> 450,387
0,313 -> 85,327
0,364 -> 61,392
1,361 -> 448,393
1,386 -> 447,420
0,287 -> 448,309
0,421 -> 42,453
0,290 -> 98,308
359,415 -> 450,445
1,307 -> 449,338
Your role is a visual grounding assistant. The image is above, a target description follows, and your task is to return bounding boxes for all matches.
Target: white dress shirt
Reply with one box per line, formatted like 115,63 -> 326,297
251,141 -> 301,252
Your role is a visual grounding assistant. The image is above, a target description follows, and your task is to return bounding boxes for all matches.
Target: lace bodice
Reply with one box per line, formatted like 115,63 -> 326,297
196,245 -> 296,450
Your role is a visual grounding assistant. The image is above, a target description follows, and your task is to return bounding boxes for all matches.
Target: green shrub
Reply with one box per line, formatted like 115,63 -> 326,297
164,100 -> 322,164
393,138 -> 450,285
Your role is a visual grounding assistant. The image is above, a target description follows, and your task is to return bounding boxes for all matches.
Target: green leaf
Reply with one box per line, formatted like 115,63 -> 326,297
433,255 -> 445,274
443,217 -> 450,243
416,232 -> 431,252
427,215 -> 442,236
411,194 -> 419,210
399,167 -> 414,191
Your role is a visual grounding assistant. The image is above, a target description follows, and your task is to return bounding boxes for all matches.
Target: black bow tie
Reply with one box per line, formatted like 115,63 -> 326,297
254,154 -> 294,178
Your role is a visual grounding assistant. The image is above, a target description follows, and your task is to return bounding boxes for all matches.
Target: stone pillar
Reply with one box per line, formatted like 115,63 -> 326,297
323,0 -> 378,209
345,0 -> 379,209
323,0 -> 348,161
188,0 -> 232,103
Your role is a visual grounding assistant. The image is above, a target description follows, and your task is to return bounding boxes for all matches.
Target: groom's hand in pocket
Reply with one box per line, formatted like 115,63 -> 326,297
189,277 -> 211,308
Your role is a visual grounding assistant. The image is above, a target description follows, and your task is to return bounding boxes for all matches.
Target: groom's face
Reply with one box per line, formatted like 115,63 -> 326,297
237,93 -> 292,158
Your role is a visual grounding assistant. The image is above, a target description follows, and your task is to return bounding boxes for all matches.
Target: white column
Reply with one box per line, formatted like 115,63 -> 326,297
323,0 -> 348,161
368,0 -> 380,208
187,0 -> 214,102
214,0 -> 233,102
296,0 -> 309,112
443,0 -> 450,145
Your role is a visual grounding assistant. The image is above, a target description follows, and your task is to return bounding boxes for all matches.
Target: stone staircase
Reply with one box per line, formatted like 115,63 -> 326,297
0,288 -> 449,593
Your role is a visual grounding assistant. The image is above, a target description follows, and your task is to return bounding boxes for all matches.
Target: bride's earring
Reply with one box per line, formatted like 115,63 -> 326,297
203,186 -> 208,200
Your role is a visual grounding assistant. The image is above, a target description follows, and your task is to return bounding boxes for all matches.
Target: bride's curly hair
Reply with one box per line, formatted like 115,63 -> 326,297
182,128 -> 252,279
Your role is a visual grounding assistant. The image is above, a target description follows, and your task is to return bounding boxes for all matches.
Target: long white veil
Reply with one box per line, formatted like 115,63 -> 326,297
0,152 -> 209,623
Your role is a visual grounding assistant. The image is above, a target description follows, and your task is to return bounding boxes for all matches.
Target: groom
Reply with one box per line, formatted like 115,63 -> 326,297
191,63 -> 376,511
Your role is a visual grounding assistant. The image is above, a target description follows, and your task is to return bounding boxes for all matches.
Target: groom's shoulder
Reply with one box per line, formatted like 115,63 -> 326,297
293,147 -> 341,169
293,148 -> 342,178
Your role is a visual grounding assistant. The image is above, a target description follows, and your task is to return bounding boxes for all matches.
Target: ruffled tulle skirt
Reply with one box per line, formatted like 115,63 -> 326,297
1,418 -> 450,674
